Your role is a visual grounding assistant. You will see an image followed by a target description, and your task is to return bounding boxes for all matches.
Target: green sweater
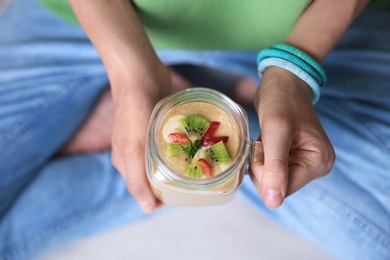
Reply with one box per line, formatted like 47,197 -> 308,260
39,0 -> 388,50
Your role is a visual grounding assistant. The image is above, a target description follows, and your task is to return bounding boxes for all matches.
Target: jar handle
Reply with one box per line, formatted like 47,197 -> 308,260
250,140 -> 264,163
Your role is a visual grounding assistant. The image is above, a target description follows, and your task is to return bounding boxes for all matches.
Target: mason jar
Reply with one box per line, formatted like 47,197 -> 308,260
145,87 -> 263,206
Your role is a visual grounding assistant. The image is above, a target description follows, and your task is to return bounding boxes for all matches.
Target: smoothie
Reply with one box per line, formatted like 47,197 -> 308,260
158,102 -> 239,179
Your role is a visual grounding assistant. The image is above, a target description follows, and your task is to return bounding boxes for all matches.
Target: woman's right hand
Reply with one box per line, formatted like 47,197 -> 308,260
111,92 -> 160,213
110,64 -> 171,213
69,0 -> 173,213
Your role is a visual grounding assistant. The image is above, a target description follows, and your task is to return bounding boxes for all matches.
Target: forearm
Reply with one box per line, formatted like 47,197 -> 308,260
69,0 -> 167,102
254,0 -> 369,107
287,0 -> 369,62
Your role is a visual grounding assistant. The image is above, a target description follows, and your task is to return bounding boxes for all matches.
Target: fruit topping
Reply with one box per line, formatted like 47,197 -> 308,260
201,121 -> 229,146
164,114 -> 231,178
180,115 -> 210,138
197,158 -> 212,177
202,136 -> 229,146
185,162 -> 204,178
183,139 -> 202,159
166,143 -> 186,158
204,141 -> 231,163
168,133 -> 190,145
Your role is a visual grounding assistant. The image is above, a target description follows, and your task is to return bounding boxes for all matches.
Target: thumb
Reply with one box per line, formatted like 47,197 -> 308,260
261,123 -> 292,209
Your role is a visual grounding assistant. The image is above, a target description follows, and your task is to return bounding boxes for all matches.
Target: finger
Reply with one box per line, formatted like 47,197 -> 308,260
249,161 -> 264,198
111,147 -> 124,174
124,143 -> 159,213
113,140 -> 160,214
261,120 -> 293,209
286,164 -> 314,196
286,148 -> 334,196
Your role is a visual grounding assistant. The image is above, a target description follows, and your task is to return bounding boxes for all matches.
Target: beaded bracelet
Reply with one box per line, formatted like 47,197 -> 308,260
256,47 -> 324,86
272,43 -> 327,84
257,57 -> 321,104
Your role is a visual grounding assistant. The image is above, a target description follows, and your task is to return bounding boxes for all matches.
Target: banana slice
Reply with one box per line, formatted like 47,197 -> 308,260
162,115 -> 186,143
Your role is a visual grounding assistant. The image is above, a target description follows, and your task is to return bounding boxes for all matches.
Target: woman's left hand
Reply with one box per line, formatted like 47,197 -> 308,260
250,66 -> 335,209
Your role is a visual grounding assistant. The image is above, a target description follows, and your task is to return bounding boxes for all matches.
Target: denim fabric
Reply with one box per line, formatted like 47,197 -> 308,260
0,1 -> 148,258
240,11 -> 390,259
1,0 -> 389,259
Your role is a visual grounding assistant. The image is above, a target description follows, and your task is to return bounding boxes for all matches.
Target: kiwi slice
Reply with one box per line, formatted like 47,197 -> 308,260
166,143 -> 186,158
185,163 -> 204,178
205,141 -> 231,163
180,115 -> 210,138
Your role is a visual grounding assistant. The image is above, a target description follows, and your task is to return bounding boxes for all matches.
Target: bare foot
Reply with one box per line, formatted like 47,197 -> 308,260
61,88 -> 114,154
61,68 -> 192,154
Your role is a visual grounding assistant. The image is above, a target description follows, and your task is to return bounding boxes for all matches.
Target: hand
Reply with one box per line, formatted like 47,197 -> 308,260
250,67 -> 335,209
68,0 -> 180,214
111,65 -> 171,213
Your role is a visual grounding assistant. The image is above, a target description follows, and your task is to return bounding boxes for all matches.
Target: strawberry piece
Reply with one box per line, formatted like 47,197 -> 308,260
168,133 -> 190,145
201,121 -> 229,146
201,122 -> 220,143
197,158 -> 212,177
202,136 -> 229,146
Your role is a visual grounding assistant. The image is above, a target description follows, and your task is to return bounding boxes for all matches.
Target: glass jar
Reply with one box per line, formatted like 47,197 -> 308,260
145,88 -> 263,206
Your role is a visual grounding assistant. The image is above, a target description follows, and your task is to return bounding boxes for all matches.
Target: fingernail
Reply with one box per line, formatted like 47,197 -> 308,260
264,188 -> 283,209
140,201 -> 153,213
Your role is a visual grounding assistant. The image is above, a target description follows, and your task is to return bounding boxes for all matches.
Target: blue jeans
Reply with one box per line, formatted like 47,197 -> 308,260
1,0 -> 389,259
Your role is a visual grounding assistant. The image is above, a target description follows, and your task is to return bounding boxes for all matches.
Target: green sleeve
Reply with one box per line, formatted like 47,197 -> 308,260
38,0 -> 390,50
38,0 -> 79,25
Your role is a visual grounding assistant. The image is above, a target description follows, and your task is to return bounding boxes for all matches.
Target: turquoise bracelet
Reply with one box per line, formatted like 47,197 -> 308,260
256,48 -> 324,86
257,57 -> 321,104
273,43 -> 327,84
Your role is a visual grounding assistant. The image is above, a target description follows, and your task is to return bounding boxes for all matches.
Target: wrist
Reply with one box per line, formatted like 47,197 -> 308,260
266,67 -> 312,96
109,61 -> 171,105
255,67 -> 312,109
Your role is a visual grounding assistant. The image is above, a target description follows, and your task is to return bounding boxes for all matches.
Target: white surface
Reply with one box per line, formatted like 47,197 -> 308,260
41,198 -> 331,260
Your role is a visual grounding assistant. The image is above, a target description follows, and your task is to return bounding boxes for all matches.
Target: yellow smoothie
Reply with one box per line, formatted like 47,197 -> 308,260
157,101 -> 239,178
